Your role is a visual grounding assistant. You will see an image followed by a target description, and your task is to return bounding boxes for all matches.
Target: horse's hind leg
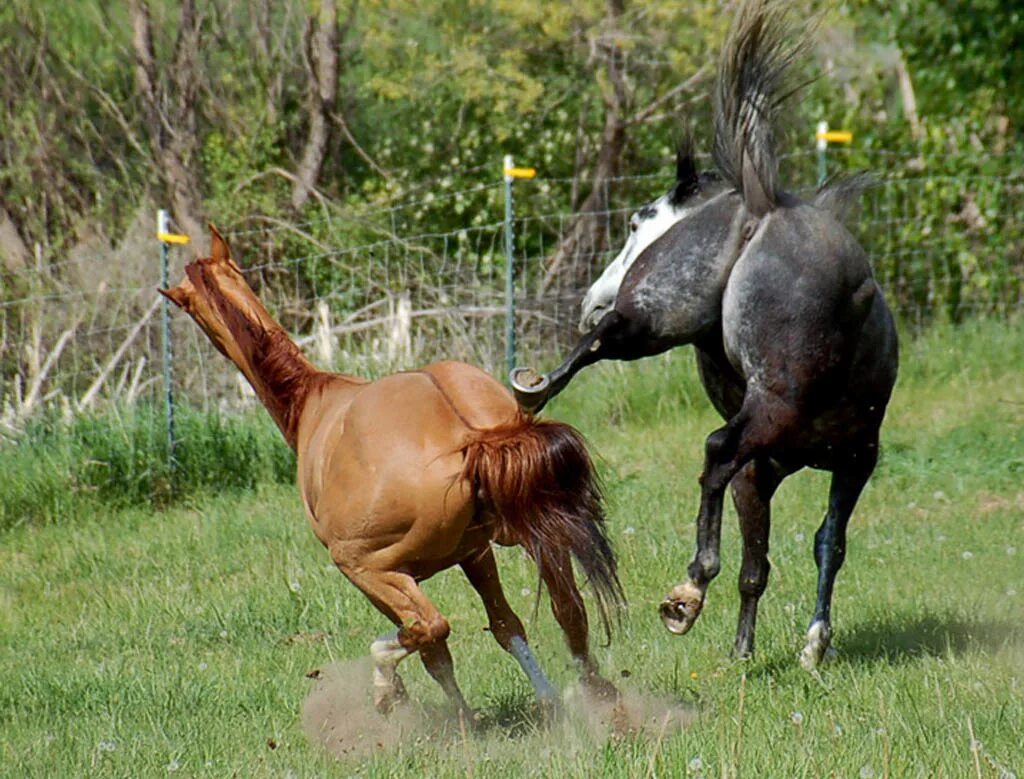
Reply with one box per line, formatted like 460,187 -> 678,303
538,548 -> 618,700
336,560 -> 472,716
370,630 -> 411,713
418,637 -> 474,720
459,547 -> 559,706
730,458 -> 784,659
661,395 -> 798,637
799,444 -> 878,670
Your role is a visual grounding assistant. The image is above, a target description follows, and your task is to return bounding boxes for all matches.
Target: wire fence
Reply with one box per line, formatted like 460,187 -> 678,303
1,149 -> 1022,438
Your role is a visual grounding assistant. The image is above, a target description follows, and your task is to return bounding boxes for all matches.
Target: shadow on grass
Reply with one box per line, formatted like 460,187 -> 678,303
838,613 -> 1020,664
747,614 -> 1021,678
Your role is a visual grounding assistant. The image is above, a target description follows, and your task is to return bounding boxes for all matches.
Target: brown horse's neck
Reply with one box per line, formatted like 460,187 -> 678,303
234,325 -> 324,450
197,274 -> 333,450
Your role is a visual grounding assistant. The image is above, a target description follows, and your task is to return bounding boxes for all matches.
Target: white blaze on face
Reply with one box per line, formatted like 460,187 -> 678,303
578,194 -> 689,333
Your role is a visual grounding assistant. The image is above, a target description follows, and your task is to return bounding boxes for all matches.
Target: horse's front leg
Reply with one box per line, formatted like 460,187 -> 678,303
799,443 -> 877,670
337,557 -> 472,718
511,311 -> 631,413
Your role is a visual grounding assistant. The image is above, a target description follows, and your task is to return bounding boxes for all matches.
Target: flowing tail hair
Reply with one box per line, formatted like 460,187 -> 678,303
461,416 -> 625,640
712,0 -> 815,216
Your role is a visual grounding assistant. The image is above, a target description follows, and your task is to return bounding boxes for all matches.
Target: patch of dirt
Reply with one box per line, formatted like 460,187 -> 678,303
564,683 -> 696,741
302,658 -> 437,761
285,630 -> 328,645
302,659 -> 696,765
976,492 -> 1024,515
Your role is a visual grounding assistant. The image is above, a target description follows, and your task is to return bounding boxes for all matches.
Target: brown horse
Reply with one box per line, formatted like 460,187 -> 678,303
160,227 -> 623,718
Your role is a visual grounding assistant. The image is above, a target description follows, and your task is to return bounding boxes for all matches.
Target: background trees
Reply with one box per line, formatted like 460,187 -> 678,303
0,0 -> 1020,301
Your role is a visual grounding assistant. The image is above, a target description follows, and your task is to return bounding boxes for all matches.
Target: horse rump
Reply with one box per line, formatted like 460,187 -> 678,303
461,417 -> 625,637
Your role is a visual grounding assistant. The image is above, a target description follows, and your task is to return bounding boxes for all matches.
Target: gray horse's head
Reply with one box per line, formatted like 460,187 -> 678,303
579,143 -> 722,333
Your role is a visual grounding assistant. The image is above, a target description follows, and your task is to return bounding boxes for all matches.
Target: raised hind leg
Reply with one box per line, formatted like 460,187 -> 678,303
799,444 -> 878,670
335,558 -> 472,717
660,394 -> 798,637
730,458 -> 785,659
459,547 -> 559,706
369,630 -> 410,713
538,548 -> 618,700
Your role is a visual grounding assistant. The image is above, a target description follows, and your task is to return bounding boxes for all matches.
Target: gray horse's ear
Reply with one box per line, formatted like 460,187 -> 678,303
671,137 -> 700,206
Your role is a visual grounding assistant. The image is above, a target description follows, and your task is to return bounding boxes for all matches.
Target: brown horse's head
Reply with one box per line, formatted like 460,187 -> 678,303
159,225 -> 275,366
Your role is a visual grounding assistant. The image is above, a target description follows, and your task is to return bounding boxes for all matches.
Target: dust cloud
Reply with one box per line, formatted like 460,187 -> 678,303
302,659 -> 696,765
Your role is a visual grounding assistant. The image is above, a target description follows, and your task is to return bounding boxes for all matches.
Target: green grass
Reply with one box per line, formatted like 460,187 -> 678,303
0,404 -> 294,529
1,320 -> 1022,777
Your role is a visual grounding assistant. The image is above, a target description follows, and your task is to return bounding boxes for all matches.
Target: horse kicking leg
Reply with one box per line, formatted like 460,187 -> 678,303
336,560 -> 472,716
459,547 -> 560,707
799,444 -> 878,670
538,548 -> 618,700
730,458 -> 784,659
661,395 -> 797,636
369,630 -> 411,713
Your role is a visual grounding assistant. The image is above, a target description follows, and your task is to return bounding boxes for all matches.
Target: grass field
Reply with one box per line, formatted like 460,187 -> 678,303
1,321 -> 1022,778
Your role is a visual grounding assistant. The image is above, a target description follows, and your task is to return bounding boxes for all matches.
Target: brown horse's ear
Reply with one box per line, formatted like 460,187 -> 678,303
209,224 -> 231,264
159,286 -> 188,309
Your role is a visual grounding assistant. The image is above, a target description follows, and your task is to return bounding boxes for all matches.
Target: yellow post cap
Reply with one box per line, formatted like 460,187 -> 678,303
504,166 -> 537,180
815,130 -> 853,144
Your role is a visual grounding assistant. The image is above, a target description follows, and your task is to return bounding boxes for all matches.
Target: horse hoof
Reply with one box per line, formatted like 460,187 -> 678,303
798,621 -> 834,670
510,367 -> 549,412
659,582 -> 705,635
455,706 -> 484,730
373,677 -> 409,715
583,674 -> 620,702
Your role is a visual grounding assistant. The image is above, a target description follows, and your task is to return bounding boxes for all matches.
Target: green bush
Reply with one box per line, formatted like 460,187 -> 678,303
0,405 -> 294,529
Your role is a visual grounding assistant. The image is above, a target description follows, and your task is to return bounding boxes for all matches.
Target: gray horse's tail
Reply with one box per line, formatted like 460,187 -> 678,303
813,171 -> 877,226
712,0 -> 814,216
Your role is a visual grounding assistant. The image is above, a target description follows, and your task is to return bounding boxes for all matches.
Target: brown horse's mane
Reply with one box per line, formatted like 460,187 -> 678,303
194,261 -> 329,448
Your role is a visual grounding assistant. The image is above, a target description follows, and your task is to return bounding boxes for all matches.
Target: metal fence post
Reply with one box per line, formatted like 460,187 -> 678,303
503,155 -> 516,379
815,122 -> 853,186
157,211 -> 189,474
501,156 -> 537,379
158,210 -> 176,473
816,120 -> 829,186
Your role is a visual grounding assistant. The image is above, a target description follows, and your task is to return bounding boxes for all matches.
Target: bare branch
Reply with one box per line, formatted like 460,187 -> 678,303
627,65 -> 709,125
76,298 -> 160,412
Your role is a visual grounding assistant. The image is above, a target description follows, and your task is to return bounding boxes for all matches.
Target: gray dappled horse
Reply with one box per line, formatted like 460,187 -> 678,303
513,0 -> 899,669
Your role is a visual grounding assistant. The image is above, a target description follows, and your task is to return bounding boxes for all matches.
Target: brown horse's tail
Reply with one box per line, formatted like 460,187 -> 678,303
462,416 -> 625,639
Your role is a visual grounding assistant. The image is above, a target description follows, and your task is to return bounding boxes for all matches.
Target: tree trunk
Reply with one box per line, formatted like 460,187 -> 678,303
538,0 -> 628,298
291,0 -> 340,210
0,204 -> 30,274
130,0 -> 205,242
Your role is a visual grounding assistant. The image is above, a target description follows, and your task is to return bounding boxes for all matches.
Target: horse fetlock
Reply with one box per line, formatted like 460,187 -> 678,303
659,581 -> 706,635
798,620 -> 834,670
696,552 -> 721,581
372,669 -> 408,715
576,656 -> 619,701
